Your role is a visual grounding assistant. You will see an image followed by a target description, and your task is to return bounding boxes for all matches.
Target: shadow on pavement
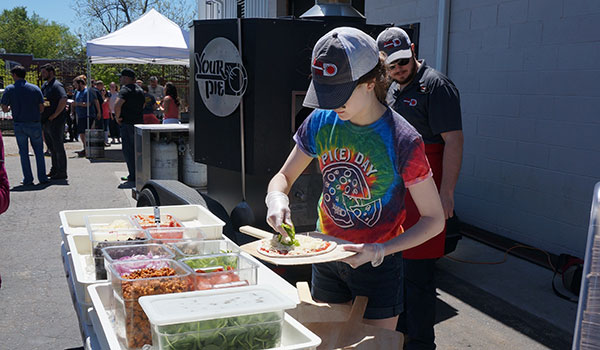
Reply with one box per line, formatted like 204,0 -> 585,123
117,181 -> 135,189
10,179 -> 69,191
435,294 -> 459,324
89,149 -> 125,163
436,271 -> 573,350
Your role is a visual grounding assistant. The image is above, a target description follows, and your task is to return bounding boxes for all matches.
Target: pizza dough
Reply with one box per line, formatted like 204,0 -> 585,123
257,234 -> 337,258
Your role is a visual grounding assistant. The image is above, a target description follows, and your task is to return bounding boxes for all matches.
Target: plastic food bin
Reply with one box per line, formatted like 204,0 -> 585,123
180,253 -> 259,291
170,239 -> 240,259
131,214 -> 182,229
60,205 -> 226,239
139,286 -> 297,350
101,243 -> 175,281
89,283 -> 321,350
108,259 -> 192,349
85,214 -> 137,231
145,227 -> 205,245
89,226 -> 149,280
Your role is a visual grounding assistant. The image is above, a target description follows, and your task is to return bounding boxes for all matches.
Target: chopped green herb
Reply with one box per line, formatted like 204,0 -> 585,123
183,255 -> 238,271
157,312 -> 282,350
279,223 -> 300,246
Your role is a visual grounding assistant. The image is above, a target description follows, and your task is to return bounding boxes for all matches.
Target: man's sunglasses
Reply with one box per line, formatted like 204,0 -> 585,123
389,58 -> 411,70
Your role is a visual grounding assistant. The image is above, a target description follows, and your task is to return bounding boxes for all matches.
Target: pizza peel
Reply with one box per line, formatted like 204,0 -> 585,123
238,225 -> 356,266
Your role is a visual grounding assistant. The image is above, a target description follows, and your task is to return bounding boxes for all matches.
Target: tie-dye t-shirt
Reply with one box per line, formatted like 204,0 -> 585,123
293,108 -> 432,244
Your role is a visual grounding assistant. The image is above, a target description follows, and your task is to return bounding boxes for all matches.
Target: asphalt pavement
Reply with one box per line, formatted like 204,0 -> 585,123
0,133 -> 578,349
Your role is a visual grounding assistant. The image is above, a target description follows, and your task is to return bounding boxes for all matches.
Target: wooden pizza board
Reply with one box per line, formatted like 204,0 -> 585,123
291,282 -> 404,350
238,226 -> 356,266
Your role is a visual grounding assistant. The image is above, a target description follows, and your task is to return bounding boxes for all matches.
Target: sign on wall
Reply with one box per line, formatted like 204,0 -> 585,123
194,37 -> 248,117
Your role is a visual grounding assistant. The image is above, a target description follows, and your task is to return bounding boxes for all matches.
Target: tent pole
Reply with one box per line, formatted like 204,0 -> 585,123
87,57 -> 91,130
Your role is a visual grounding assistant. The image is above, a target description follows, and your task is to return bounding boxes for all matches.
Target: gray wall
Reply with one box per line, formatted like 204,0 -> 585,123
366,0 -> 600,256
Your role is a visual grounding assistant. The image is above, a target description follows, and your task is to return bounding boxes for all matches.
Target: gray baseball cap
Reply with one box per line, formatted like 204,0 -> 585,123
303,27 -> 379,110
376,27 -> 412,64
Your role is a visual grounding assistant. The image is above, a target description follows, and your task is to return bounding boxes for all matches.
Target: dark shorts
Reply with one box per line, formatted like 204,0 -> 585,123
77,117 -> 92,134
311,253 -> 404,319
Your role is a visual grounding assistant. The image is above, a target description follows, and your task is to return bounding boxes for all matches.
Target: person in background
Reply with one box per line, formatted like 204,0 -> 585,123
101,88 -> 111,147
135,79 -> 143,87
91,80 -> 104,129
0,130 -> 7,289
40,63 -> 68,180
148,76 -> 165,121
64,84 -> 78,142
114,68 -> 144,185
108,82 -> 120,144
72,75 -> 100,157
162,82 -> 180,124
377,27 -> 464,350
0,66 -> 48,185
141,85 -> 160,124
147,76 -> 164,100
0,130 -> 10,213
266,27 -> 444,331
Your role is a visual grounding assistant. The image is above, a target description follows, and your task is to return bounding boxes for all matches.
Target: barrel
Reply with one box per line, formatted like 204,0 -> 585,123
151,141 -> 178,180
85,129 -> 104,159
182,144 -> 207,188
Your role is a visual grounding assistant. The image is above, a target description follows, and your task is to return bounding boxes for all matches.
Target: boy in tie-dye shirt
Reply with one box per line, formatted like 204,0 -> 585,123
294,108 -> 431,244
265,27 -> 444,328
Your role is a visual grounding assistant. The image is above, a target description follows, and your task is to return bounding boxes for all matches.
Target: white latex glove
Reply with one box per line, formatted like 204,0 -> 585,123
341,243 -> 386,269
265,191 -> 292,237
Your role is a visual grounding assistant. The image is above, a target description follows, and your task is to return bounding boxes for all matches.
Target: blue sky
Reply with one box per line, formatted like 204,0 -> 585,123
1,1 -> 78,28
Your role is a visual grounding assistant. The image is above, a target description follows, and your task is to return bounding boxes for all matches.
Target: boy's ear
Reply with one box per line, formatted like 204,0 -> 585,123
366,79 -> 376,91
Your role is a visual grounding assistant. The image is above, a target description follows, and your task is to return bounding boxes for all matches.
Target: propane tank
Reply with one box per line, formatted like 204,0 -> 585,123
182,144 -> 207,188
151,141 -> 178,180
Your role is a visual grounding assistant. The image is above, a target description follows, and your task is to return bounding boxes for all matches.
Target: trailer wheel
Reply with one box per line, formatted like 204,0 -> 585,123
137,188 -> 158,207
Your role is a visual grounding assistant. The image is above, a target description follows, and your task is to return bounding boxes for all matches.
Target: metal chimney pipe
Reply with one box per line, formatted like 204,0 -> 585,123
300,0 -> 364,19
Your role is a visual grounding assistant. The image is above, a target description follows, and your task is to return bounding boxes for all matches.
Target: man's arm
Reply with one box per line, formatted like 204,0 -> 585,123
439,130 -> 463,219
39,104 -> 44,114
49,97 -> 67,121
114,98 -> 125,125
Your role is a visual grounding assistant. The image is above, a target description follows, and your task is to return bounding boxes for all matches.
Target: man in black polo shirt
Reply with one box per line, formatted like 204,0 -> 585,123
114,68 -> 144,186
90,80 -> 104,129
377,27 -> 464,350
40,63 -> 68,180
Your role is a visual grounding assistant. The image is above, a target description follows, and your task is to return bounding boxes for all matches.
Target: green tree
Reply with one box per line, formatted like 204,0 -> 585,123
71,0 -> 196,41
0,7 -> 82,59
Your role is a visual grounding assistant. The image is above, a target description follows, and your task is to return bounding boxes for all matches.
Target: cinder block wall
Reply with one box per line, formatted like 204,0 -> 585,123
366,0 -> 600,256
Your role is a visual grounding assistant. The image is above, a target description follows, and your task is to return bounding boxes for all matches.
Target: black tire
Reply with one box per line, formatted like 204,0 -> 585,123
137,187 -> 158,207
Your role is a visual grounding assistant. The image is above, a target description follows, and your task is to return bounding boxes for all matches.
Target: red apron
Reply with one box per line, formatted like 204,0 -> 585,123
402,143 -> 446,259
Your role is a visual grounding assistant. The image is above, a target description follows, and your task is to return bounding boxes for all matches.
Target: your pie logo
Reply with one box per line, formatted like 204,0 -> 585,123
320,148 -> 381,228
194,37 -> 248,117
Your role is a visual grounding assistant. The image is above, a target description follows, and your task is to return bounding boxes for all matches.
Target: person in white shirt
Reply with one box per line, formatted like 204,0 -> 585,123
108,82 -> 120,144
147,76 -> 164,100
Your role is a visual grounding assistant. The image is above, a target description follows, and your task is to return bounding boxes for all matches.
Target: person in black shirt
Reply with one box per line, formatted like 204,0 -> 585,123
377,27 -> 463,350
64,84 -> 77,142
40,63 -> 68,180
114,68 -> 144,185
90,80 -> 104,129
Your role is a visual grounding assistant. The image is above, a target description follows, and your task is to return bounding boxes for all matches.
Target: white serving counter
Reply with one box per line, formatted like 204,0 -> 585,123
61,224 -> 317,350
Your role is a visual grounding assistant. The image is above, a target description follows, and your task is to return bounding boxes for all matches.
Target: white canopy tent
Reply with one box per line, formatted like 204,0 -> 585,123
86,8 -> 190,66
80,9 -> 189,139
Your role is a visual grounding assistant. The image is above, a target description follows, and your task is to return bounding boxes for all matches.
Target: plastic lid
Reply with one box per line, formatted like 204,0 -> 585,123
139,286 -> 296,326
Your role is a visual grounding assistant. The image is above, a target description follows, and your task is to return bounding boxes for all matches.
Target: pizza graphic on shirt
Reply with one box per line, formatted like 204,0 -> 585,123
322,163 -> 382,228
